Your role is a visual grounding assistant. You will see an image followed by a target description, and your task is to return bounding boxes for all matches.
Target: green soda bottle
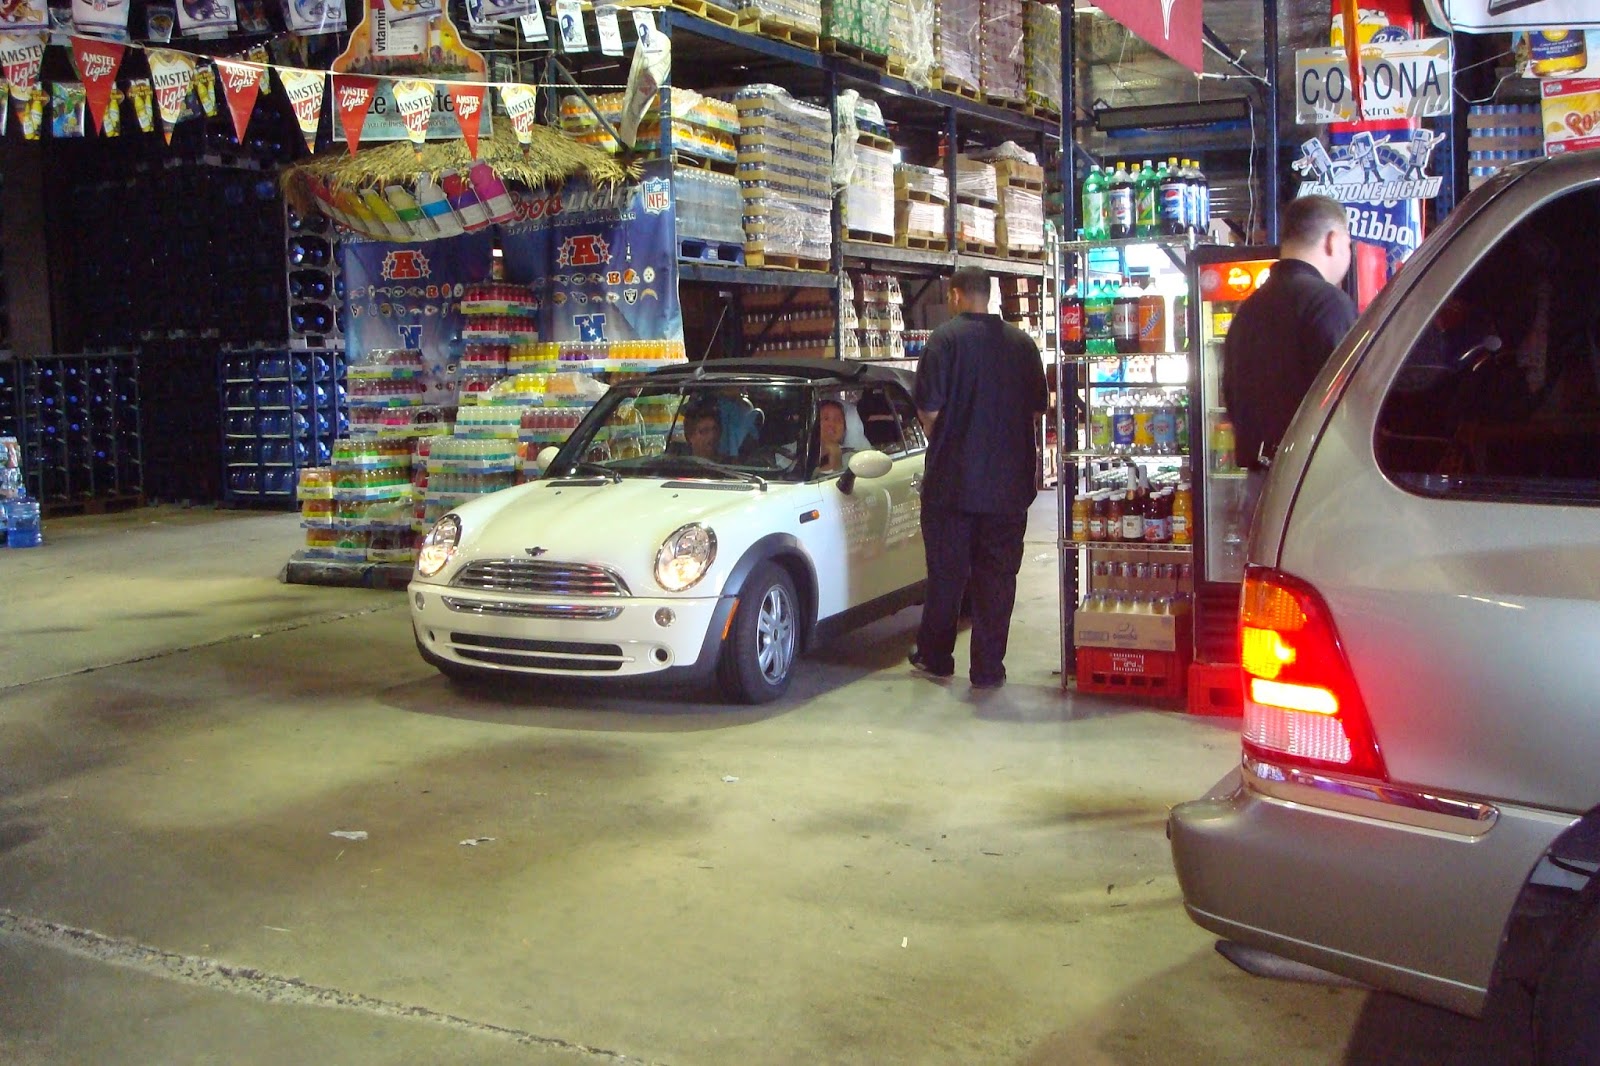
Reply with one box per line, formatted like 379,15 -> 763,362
1135,159 -> 1160,238
1081,164 -> 1106,241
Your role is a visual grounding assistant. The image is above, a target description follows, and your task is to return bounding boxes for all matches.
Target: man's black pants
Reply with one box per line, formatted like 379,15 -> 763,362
914,506 -> 1029,684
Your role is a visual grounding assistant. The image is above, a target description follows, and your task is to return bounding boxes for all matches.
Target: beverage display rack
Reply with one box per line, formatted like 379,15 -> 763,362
220,347 -> 347,502
1057,232 -> 1207,691
12,352 -> 143,514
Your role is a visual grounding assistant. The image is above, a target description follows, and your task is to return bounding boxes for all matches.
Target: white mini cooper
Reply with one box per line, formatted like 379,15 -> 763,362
409,359 -> 929,702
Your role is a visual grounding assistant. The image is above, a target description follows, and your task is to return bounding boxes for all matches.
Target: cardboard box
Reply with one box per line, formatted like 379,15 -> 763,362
1073,608 -> 1189,652
992,158 -> 1045,186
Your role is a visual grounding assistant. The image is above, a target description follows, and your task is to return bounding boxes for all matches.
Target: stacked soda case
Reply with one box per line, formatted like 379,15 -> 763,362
736,86 -> 834,265
735,0 -> 822,34
823,0 -> 889,54
936,0 -> 981,95
416,437 -> 521,527
296,440 -> 418,564
675,168 -> 747,247
459,281 -> 538,402
744,285 -> 837,360
347,348 -> 449,439
561,89 -> 740,162
843,273 -> 907,362
1024,1 -> 1062,116
978,0 -> 1025,104
843,144 -> 896,239
894,163 -> 949,248
1086,389 -> 1190,457
222,347 -> 346,502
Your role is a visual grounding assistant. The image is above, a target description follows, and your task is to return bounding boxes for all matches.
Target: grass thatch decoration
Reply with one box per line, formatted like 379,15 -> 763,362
282,122 -> 642,217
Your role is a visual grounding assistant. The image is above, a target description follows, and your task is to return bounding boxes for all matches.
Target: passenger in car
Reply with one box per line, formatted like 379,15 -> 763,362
686,408 -> 722,460
814,399 -> 855,475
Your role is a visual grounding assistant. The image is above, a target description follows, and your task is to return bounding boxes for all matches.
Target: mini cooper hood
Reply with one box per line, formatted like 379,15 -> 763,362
443,477 -> 806,590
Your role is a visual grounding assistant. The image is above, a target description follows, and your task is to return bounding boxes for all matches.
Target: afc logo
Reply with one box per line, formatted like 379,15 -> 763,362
557,234 -> 611,268
382,249 -> 431,280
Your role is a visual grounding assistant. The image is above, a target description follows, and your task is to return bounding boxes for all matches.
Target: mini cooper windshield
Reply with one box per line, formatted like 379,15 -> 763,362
549,382 -> 816,483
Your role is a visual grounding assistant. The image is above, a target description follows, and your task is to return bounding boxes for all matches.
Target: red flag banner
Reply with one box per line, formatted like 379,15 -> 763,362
1095,0 -> 1203,75
452,83 -> 486,158
333,73 -> 378,155
147,48 -> 196,145
68,35 -> 123,135
391,77 -> 435,148
277,67 -> 326,154
214,59 -> 264,144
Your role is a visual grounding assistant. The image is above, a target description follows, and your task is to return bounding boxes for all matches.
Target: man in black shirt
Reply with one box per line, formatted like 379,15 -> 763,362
1222,194 -> 1357,473
912,266 -> 1048,689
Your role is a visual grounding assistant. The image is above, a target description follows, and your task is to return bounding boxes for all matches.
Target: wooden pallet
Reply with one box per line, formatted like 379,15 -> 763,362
983,92 -> 1032,116
671,149 -> 737,174
898,234 -> 951,252
679,238 -> 746,265
937,71 -> 981,102
956,241 -> 1000,258
1005,176 -> 1046,192
856,132 -> 895,152
845,228 -> 896,246
955,194 -> 997,208
1000,246 -> 1047,263
40,493 -> 144,518
669,0 -> 738,28
896,188 -> 948,205
737,12 -> 821,48
744,250 -> 830,272
886,53 -> 907,79
823,37 -> 890,70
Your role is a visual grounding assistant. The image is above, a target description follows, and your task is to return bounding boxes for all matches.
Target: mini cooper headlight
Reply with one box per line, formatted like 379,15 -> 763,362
655,523 -> 717,592
417,515 -> 462,578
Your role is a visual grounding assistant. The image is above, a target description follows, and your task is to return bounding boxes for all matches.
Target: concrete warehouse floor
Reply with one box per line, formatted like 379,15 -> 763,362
0,497 -> 1525,1065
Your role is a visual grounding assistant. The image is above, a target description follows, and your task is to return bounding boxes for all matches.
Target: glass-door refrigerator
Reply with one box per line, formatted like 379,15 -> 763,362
1187,245 -> 1278,666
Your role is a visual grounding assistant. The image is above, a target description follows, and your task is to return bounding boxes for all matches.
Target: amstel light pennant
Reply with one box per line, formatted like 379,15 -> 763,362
452,83 -> 486,158
499,83 -> 538,147
333,73 -> 379,155
146,48 -> 197,145
214,59 -> 266,144
391,78 -> 435,148
277,67 -> 326,153
68,35 -> 124,136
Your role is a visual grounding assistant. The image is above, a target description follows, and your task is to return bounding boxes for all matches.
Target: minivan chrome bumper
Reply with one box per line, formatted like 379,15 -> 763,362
1243,756 -> 1498,837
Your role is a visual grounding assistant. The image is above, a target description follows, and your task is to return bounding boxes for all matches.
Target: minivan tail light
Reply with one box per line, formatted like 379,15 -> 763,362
1239,566 -> 1385,780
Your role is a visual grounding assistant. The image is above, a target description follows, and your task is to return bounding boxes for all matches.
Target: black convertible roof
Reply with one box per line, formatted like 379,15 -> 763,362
647,357 -> 915,389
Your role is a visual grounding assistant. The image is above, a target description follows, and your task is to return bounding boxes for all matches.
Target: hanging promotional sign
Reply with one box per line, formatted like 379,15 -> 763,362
382,0 -> 439,23
499,82 -> 538,144
71,0 -> 130,36
280,0 -> 347,35
192,63 -> 216,115
499,160 -> 683,346
333,71 -> 377,153
175,0 -> 236,37
358,81 -> 492,142
467,0 -> 536,22
0,0 -> 49,31
277,66 -> 325,152
391,77 -> 434,146
1,30 -> 45,101
1296,38 -> 1452,123
147,47 -> 196,143
68,34 -> 121,134
595,5 -> 622,56
1093,0 -> 1203,74
214,58 -> 264,143
1423,0 -> 1600,34
126,76 -> 152,130
341,232 -> 496,404
554,0 -> 587,52
1540,77 -> 1600,155
452,81 -> 485,157
1292,129 -> 1444,202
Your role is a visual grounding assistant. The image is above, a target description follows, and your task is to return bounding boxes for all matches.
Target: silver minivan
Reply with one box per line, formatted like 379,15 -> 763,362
1169,149 -> 1600,1061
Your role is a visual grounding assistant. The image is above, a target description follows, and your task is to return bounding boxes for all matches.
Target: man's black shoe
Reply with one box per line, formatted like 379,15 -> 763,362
909,651 -> 954,680
970,671 -> 1006,690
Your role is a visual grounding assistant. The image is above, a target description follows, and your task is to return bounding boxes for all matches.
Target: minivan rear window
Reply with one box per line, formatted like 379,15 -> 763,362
1375,186 -> 1600,506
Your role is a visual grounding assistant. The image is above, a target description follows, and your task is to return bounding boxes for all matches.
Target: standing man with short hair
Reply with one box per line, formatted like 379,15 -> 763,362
912,266 -> 1048,689
1222,194 -> 1357,480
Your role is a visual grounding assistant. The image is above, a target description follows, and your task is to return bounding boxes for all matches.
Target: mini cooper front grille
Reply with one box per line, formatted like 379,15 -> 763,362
441,597 -> 623,621
451,560 -> 631,597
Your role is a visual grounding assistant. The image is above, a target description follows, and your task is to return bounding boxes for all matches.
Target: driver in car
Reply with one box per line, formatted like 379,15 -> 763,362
686,408 -> 722,460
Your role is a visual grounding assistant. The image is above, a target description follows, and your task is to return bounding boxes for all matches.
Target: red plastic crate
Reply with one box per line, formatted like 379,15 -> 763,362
1075,646 -> 1187,699
1187,660 -> 1243,717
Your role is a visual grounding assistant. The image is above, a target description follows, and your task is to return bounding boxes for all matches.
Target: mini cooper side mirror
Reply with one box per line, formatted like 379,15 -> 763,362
837,450 -> 893,495
535,446 -> 561,476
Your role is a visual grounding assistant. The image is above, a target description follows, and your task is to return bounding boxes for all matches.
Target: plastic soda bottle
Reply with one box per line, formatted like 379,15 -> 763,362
1135,159 -> 1159,237
1160,157 -> 1186,235
1081,165 -> 1106,240
1172,482 -> 1193,544
1108,161 -> 1134,239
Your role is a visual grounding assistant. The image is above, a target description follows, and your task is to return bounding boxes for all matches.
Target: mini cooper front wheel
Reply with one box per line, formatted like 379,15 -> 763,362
717,561 -> 798,704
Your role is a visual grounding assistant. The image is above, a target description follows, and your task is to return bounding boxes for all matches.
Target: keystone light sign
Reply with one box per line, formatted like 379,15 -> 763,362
1296,38 -> 1454,123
